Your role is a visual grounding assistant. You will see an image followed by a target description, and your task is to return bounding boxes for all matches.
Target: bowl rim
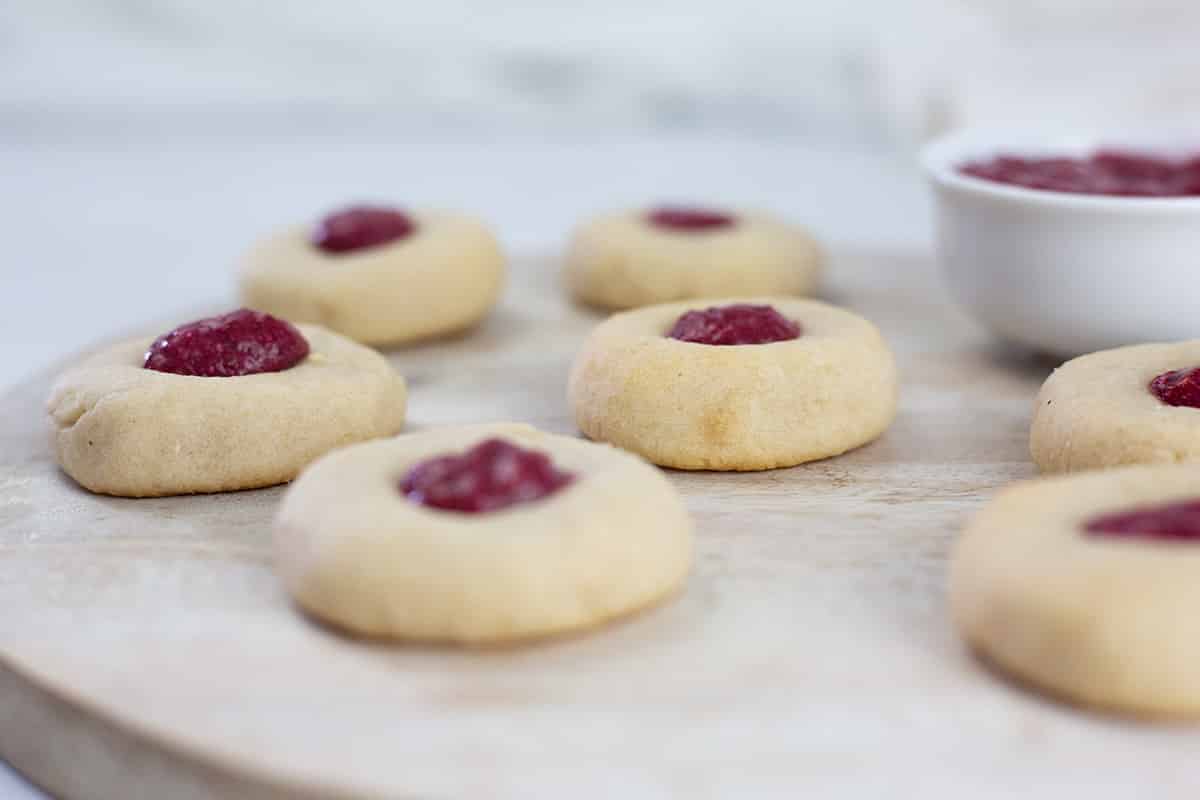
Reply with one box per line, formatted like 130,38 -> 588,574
920,127 -> 1200,212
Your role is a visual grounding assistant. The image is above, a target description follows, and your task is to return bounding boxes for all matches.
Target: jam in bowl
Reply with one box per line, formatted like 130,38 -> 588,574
922,130 -> 1200,357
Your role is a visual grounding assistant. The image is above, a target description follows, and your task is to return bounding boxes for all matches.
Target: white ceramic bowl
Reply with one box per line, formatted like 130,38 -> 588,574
922,129 -> 1200,357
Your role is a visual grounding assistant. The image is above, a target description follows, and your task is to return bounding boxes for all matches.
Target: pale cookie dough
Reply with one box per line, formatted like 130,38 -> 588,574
949,463 -> 1200,717
48,325 -> 407,497
567,297 -> 897,470
240,211 -> 505,346
274,423 -> 693,643
1031,340 -> 1200,473
564,208 -> 822,310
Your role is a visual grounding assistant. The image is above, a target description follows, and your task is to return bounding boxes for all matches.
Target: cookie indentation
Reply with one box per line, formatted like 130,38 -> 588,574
1150,367 -> 1200,408
312,206 -> 416,254
667,304 -> 800,346
646,206 -> 736,232
401,438 -> 574,513
144,309 -> 309,378
1086,497 -> 1200,540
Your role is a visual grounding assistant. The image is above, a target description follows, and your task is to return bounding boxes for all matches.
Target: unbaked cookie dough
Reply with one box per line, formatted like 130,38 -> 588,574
48,310 -> 407,497
564,206 -> 822,310
240,205 -> 505,346
1031,340 -> 1200,473
568,298 -> 897,470
949,463 -> 1200,717
274,423 -> 693,643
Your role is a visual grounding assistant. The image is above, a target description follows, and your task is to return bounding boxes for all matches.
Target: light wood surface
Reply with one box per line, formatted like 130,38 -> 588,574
2,253 -> 1198,799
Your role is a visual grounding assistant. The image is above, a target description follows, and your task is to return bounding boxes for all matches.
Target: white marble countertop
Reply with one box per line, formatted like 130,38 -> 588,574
0,126 -> 928,798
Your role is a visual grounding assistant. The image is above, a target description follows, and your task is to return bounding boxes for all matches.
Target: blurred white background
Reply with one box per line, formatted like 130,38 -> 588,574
3,2 -> 1200,796
6,0 -> 1200,139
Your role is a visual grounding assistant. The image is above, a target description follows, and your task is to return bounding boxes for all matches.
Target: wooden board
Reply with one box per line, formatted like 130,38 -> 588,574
2,252 -> 1199,799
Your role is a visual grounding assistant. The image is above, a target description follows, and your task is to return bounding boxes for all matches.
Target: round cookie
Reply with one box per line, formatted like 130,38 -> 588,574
949,463 -> 1200,717
567,298 -> 897,470
48,314 -> 407,497
240,206 -> 505,346
274,423 -> 693,643
1031,340 -> 1200,473
564,206 -> 822,310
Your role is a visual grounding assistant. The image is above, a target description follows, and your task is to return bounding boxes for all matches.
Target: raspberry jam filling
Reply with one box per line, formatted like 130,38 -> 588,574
144,309 -> 309,377
311,206 -> 416,253
667,303 -> 801,346
959,150 -> 1200,197
646,206 -> 736,232
401,438 -> 576,513
1149,367 -> 1200,408
1085,498 -> 1200,540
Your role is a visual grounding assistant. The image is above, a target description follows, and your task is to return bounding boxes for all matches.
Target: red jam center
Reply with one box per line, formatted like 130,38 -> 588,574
667,303 -> 801,346
646,206 -> 737,232
143,309 -> 309,377
401,438 -> 575,513
311,206 -> 416,253
1085,498 -> 1200,540
1149,367 -> 1200,408
959,150 -> 1200,197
